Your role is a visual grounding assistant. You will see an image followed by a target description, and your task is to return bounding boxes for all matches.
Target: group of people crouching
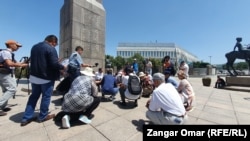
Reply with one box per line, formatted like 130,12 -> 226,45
139,68 -> 195,125
56,65 -> 195,128
146,69 -> 195,125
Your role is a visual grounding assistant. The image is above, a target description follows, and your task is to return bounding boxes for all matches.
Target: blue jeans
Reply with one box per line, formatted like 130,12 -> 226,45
102,87 -> 119,96
22,81 -> 55,122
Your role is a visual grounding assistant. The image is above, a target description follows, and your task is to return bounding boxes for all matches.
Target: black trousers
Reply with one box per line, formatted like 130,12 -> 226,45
56,76 -> 71,94
119,87 -> 137,103
81,97 -> 100,117
119,87 -> 126,103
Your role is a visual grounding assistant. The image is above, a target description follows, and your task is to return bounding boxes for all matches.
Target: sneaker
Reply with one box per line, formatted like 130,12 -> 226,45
88,114 -> 95,120
0,111 -> 7,116
108,96 -> 116,101
62,115 -> 70,129
79,115 -> 92,124
3,107 -> 11,112
186,106 -> 194,112
20,117 -> 37,126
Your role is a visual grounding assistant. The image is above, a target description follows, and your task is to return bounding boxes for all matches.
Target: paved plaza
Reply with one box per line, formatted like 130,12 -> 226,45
0,75 -> 250,141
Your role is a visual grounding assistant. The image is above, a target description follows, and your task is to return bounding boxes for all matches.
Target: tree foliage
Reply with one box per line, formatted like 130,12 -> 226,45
192,61 -> 210,68
105,54 -> 163,73
234,62 -> 249,70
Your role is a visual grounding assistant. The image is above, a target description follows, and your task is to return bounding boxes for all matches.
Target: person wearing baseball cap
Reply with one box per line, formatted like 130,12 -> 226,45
0,39 -> 28,116
5,40 -> 22,47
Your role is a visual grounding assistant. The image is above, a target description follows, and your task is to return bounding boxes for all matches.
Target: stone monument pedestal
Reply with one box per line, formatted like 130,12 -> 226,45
59,0 -> 106,71
226,76 -> 250,87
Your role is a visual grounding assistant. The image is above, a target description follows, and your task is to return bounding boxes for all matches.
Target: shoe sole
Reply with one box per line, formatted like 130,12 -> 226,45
0,112 -> 7,116
38,114 -> 56,123
20,117 -> 37,126
3,107 -> 11,112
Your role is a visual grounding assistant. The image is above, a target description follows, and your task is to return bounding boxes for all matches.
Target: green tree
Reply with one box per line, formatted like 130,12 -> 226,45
235,62 -> 248,70
105,54 -> 166,74
15,67 -> 28,78
113,56 -> 126,71
150,58 -> 162,73
193,61 -> 209,68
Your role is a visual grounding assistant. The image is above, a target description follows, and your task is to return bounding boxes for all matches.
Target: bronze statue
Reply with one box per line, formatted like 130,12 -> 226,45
233,37 -> 250,59
225,37 -> 250,76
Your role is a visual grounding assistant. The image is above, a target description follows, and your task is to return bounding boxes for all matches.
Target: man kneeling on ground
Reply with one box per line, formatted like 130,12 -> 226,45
119,68 -> 141,107
100,69 -> 119,101
146,73 -> 187,125
58,67 -> 100,129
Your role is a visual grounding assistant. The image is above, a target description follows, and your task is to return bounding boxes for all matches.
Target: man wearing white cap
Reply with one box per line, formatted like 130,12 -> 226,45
0,40 -> 28,116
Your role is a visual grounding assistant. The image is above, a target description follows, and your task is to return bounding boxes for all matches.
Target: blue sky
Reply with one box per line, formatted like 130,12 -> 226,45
1,0 -> 250,65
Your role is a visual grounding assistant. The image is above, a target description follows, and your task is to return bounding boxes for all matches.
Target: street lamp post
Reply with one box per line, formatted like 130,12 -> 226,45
209,56 -> 212,65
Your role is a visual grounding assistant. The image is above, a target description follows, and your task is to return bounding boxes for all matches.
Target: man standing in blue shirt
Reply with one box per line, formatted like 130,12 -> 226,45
67,46 -> 90,83
132,58 -> 139,75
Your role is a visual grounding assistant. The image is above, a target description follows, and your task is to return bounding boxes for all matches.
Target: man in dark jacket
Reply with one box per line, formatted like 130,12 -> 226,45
21,35 -> 66,126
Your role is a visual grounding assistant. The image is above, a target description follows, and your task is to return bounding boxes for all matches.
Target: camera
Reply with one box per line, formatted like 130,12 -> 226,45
20,56 -> 30,64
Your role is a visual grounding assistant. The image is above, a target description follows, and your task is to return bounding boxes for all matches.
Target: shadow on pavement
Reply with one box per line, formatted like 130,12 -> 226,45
113,100 -> 138,109
9,112 -> 39,123
222,86 -> 250,92
131,119 -> 153,132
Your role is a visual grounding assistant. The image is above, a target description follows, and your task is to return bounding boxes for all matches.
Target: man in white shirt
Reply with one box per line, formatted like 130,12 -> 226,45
179,61 -> 189,78
145,73 -> 187,125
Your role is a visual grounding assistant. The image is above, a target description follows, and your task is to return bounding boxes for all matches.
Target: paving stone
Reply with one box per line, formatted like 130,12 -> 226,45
1,75 -> 250,141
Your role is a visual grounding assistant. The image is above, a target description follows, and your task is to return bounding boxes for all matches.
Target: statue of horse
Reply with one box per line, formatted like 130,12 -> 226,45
225,51 -> 250,76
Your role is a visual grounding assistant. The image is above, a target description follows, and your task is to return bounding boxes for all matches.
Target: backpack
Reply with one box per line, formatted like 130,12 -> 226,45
127,75 -> 142,95
0,49 -> 15,74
